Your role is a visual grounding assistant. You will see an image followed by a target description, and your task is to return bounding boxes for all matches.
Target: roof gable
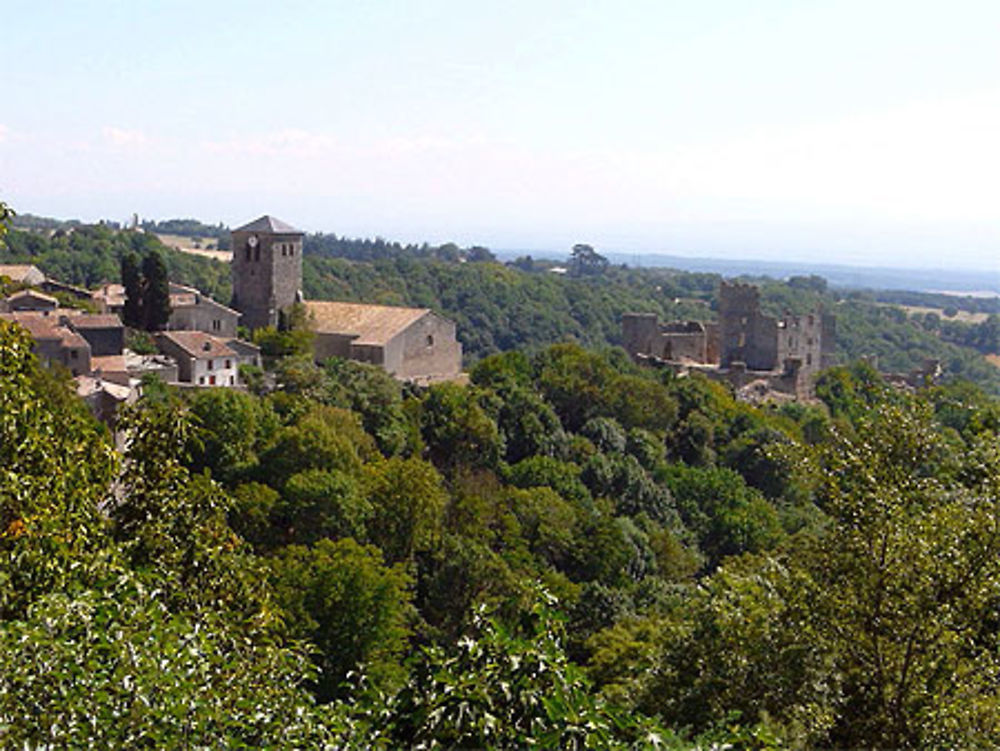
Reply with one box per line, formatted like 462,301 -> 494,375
233,215 -> 302,234
158,331 -> 237,358
8,289 -> 58,304
0,264 -> 44,284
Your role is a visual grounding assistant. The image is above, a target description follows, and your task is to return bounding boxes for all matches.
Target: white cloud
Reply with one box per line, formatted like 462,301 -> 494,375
101,126 -> 149,149
203,129 -> 339,159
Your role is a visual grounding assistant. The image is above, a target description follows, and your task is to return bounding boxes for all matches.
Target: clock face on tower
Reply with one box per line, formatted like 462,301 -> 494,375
248,235 -> 259,248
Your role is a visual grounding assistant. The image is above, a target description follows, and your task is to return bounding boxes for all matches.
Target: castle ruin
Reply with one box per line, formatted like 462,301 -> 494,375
623,281 -> 836,400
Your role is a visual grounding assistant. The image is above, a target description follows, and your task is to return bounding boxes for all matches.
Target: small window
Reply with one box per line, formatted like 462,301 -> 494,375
225,359 -> 231,369
209,375 -> 216,385
207,359 -> 213,371
70,350 -> 78,360
807,353 -> 813,366
199,376 -> 205,385
212,319 -> 220,331
426,335 -> 434,347
230,375 -> 235,385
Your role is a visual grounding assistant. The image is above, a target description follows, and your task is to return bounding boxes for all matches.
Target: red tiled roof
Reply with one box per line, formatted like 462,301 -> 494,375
159,331 -> 237,358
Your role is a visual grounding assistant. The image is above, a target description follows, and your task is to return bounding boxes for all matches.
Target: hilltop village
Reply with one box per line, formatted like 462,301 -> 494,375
0,215 -> 464,421
2,213 -> 960,423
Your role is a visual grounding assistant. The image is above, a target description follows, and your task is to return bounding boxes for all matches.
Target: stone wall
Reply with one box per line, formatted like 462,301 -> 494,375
311,311 -> 462,383
71,325 -> 123,357
231,229 -> 303,330
394,312 -> 462,381
622,314 -> 716,364
774,312 -> 825,387
718,282 -> 780,370
169,296 -> 239,338
626,281 -> 835,400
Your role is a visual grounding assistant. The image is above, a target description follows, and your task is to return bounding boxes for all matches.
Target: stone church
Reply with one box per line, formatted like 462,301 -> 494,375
230,216 -> 462,382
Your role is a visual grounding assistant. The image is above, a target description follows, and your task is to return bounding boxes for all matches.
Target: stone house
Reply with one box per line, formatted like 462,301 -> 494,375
67,313 -> 125,356
305,301 -> 462,383
1,313 -> 92,376
0,264 -> 45,286
123,351 -> 179,384
91,283 -> 126,316
155,331 -> 243,387
226,338 -> 263,369
167,284 -> 240,337
93,282 -> 239,338
40,278 -> 91,301
4,289 -> 59,313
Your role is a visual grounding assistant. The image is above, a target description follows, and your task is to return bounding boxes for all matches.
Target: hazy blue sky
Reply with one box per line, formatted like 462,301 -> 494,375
2,1 -> 998,270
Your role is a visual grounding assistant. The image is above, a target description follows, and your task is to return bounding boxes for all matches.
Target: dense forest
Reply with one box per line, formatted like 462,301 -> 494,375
5,317 -> 1000,747
4,209 -> 1000,746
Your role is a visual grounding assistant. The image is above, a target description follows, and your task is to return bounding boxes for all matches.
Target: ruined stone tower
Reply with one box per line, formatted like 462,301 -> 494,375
230,215 -> 304,330
718,281 -> 774,370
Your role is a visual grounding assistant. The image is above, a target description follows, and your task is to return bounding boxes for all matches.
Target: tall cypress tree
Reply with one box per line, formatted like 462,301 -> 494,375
141,250 -> 171,331
120,252 -> 143,329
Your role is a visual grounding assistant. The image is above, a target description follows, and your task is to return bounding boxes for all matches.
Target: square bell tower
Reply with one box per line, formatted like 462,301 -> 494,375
230,215 -> 304,330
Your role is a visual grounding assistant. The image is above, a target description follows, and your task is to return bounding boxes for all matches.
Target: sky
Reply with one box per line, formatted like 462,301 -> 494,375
1,0 -> 998,272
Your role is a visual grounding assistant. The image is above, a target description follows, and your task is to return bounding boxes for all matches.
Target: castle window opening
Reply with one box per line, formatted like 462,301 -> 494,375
426,334 -> 434,347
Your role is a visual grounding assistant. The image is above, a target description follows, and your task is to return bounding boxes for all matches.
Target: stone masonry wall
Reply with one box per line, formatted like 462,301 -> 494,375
231,229 -> 303,330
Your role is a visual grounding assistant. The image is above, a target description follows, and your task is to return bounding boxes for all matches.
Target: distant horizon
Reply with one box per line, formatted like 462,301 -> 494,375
11,206 -> 999,280
2,2 -> 999,273
12,206 -> 998,296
